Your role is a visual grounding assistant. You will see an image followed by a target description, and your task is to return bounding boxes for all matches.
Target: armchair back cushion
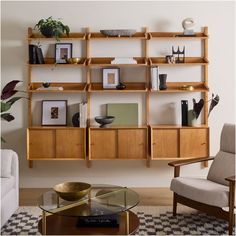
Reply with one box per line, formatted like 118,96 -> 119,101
207,124 -> 235,186
1,149 -> 13,178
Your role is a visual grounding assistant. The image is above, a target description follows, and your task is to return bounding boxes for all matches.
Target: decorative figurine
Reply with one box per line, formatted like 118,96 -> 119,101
172,46 -> 185,63
159,74 -> 167,90
182,18 -> 195,36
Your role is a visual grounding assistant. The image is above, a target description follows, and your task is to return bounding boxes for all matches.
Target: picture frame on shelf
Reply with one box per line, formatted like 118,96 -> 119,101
103,68 -> 120,89
41,100 -> 67,126
55,43 -> 72,64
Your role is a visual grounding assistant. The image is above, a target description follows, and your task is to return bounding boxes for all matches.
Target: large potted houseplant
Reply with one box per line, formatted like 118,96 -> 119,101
34,16 -> 70,40
1,80 -> 26,142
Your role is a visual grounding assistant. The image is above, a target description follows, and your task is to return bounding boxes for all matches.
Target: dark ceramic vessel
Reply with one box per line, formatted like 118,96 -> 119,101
95,116 -> 115,128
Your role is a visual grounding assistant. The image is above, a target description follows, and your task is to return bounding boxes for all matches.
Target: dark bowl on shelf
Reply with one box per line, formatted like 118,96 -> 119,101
95,116 -> 115,127
53,182 -> 91,201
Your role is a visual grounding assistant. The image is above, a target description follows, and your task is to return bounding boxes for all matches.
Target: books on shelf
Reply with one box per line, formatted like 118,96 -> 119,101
28,44 -> 45,64
150,66 -> 159,91
79,102 -> 87,128
111,57 -> 137,64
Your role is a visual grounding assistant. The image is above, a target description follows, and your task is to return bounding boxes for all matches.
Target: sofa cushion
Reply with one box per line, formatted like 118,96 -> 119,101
170,177 -> 229,207
207,151 -> 235,186
1,176 -> 15,198
1,149 -> 13,178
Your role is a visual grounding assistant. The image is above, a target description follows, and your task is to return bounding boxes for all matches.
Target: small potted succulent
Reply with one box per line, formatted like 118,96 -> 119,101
34,16 -> 70,40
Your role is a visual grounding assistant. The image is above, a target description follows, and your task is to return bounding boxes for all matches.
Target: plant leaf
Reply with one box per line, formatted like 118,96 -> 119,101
208,94 -> 220,117
1,90 -> 18,100
1,101 -> 12,113
7,96 -> 23,105
1,80 -> 21,95
1,113 -> 15,122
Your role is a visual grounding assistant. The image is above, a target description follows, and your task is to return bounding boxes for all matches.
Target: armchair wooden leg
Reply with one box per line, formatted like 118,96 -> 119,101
173,193 -> 177,216
228,180 -> 235,235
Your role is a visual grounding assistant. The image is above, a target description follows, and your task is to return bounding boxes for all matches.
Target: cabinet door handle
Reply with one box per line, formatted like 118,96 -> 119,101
201,142 -> 206,145
153,142 -> 156,145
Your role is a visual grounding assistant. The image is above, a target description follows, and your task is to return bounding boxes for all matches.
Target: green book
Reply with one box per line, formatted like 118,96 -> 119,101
106,103 -> 138,125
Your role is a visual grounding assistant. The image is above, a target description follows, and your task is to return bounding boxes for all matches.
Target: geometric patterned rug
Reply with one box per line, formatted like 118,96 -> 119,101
1,206 -> 233,235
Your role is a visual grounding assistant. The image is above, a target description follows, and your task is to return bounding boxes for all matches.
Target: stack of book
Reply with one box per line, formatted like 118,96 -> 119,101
150,66 -> 159,91
29,44 -> 45,64
79,102 -> 87,128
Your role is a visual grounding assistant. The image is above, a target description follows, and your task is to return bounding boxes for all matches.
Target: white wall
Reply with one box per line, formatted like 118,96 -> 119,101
1,1 -> 235,188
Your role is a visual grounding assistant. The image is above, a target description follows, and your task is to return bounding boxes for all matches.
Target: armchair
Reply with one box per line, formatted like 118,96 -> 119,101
169,123 -> 235,235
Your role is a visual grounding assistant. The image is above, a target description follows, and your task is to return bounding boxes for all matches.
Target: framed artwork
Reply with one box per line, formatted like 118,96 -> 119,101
55,43 -> 72,63
103,68 -> 120,89
41,100 -> 67,126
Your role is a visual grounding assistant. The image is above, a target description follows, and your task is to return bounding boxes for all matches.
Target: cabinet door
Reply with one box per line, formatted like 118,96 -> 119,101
28,129 -> 55,159
90,130 -> 117,159
180,128 -> 208,158
118,129 -> 147,159
152,129 -> 178,158
56,129 -> 85,159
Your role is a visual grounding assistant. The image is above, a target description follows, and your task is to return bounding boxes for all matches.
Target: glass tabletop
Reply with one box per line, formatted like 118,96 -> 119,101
38,184 -> 139,217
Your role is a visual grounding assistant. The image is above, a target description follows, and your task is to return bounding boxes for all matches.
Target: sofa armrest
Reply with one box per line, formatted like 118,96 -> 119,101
168,157 -> 214,167
225,176 -> 236,183
11,151 -> 19,205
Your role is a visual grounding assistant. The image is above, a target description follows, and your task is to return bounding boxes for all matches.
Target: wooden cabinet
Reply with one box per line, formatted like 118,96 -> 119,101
90,130 -> 117,159
28,129 -> 55,159
180,128 -> 208,158
151,126 -> 209,159
89,128 -> 147,160
152,129 -> 178,158
27,128 -> 85,160
118,129 -> 147,159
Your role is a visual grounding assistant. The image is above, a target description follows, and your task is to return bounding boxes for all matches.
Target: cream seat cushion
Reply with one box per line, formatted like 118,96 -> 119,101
170,177 -> 229,207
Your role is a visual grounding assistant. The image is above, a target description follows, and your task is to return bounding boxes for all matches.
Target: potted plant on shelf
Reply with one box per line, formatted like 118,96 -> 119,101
34,16 -> 70,40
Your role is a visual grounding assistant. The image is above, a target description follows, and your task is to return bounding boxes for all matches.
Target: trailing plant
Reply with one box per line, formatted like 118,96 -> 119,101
34,16 -> 70,41
1,80 -> 26,143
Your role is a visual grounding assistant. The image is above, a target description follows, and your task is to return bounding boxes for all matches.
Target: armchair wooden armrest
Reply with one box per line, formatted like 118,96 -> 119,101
168,157 -> 214,177
225,176 -> 236,183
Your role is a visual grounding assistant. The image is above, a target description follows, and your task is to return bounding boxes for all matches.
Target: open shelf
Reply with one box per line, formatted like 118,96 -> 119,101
88,32 -> 147,40
28,58 -> 87,67
28,32 -> 86,41
149,57 -> 208,66
150,82 -> 209,93
87,57 -> 147,67
149,32 -> 208,39
88,82 -> 148,93
28,83 -> 87,93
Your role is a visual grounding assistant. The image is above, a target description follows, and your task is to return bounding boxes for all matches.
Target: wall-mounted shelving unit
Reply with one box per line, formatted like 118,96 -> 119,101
26,26 -> 209,168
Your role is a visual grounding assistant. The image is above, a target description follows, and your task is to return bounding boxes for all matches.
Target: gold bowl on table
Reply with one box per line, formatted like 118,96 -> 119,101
66,57 -> 81,64
53,182 -> 91,201
180,85 -> 194,91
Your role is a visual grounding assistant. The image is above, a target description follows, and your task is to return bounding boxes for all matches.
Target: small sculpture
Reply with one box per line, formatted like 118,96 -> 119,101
208,94 -> 220,117
182,18 -> 195,35
159,74 -> 167,90
172,46 -> 185,63
42,82 -> 50,88
116,82 -> 126,90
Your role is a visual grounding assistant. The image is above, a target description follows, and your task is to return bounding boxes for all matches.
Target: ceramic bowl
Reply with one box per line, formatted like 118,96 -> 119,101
95,116 -> 115,127
100,29 -> 136,37
53,182 -> 91,201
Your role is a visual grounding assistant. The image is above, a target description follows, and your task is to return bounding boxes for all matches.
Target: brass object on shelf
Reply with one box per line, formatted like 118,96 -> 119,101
66,57 -> 81,64
180,85 -> 194,91
53,182 -> 91,201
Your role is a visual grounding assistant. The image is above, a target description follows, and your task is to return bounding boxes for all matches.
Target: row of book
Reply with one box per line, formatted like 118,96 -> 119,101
29,44 -> 45,64
79,102 -> 87,128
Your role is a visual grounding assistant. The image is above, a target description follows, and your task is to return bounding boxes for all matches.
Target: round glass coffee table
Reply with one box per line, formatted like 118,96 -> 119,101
38,184 -> 139,235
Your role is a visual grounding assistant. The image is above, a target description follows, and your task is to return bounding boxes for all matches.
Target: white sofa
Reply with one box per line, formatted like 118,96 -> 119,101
1,149 -> 19,227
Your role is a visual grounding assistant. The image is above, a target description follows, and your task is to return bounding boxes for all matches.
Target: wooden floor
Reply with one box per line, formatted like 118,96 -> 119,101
20,188 -> 173,206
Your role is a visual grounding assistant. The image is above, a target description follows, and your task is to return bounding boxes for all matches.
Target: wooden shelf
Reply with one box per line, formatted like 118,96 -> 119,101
149,57 -> 208,66
149,32 -> 208,39
28,83 -> 87,93
151,157 -> 202,160
150,82 -> 209,93
28,32 -> 86,41
27,158 -> 85,160
87,57 -> 147,67
150,124 -> 209,129
28,126 -> 86,129
28,58 -> 87,67
89,125 -> 148,130
88,82 -> 148,93
88,32 -> 147,40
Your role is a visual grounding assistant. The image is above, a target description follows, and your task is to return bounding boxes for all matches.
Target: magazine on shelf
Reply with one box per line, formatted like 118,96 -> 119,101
150,66 -> 159,91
